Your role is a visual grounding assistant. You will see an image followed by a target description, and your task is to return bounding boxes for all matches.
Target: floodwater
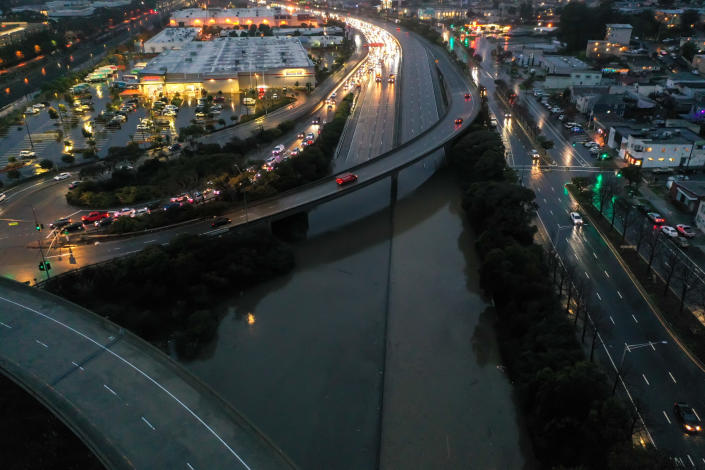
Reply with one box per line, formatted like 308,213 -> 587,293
183,158 -> 534,470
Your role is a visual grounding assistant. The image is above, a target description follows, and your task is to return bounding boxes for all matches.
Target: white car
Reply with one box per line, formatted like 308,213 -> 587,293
33,103 -> 45,110
19,150 -> 36,159
131,207 -> 150,217
24,107 -> 38,115
163,109 -> 177,116
113,208 -> 134,217
558,114 -> 565,121
661,225 -> 679,237
54,172 -> 71,181
0,193 -> 6,203
570,212 -> 584,225
136,124 -> 150,131
590,147 -> 600,155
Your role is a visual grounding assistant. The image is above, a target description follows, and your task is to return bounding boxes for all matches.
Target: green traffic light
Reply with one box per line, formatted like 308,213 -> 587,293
36,224 -> 41,231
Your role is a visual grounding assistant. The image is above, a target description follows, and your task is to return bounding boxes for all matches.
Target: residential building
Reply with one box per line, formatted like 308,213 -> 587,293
576,93 -> 626,117
669,180 -> 705,213
544,70 -> 602,89
611,126 -> 705,168
693,55 -> 705,75
654,9 -> 683,26
586,23 -> 632,58
695,199 -> 705,233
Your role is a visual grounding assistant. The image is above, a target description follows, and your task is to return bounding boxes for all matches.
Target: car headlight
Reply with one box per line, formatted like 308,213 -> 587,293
686,424 -> 693,430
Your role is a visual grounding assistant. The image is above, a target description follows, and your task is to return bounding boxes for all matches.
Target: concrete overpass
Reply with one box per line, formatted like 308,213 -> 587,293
0,277 -> 296,470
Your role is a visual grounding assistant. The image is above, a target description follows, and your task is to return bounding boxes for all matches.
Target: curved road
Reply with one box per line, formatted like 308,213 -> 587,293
0,277 -> 295,470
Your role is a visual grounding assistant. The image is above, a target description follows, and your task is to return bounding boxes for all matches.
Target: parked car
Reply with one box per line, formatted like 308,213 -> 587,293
54,172 -> 71,181
674,402 -> 701,433
661,225 -> 679,237
672,236 -> 690,249
336,173 -> 358,185
570,212 -> 584,225
68,181 -> 82,189
676,224 -> 696,238
19,150 -> 36,159
211,216 -> 231,227
647,212 -> 666,224
81,211 -> 110,223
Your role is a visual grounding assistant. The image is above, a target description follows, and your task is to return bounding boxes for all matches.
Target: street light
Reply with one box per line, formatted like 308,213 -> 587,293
613,340 -> 668,394
554,223 -> 572,254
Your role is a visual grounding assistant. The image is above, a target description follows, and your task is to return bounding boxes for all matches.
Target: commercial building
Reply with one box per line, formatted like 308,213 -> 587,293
170,7 -> 318,29
417,6 -> 466,20
139,36 -> 315,96
143,27 -> 200,53
586,24 -> 632,58
610,125 -> 705,168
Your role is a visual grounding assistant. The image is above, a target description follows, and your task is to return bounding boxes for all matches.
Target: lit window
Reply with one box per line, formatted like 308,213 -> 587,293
646,147 -> 652,152
662,148 -> 665,152
669,158 -> 675,161
658,157 -> 665,161
648,157 -> 654,160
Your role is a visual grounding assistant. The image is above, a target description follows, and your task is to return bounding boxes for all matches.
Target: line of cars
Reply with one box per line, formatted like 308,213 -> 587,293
644,209 -> 696,248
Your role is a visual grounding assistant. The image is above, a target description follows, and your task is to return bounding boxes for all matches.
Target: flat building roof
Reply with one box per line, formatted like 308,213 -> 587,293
141,36 -> 313,77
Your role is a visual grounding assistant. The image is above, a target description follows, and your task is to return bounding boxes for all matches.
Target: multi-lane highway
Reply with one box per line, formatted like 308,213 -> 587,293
0,17 -> 478,283
473,35 -> 705,467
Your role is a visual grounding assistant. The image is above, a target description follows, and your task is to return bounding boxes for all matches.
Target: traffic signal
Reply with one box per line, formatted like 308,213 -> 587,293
38,261 -> 50,271
572,142 -> 576,147
600,152 -> 609,160
35,223 -> 43,231
615,169 -> 622,177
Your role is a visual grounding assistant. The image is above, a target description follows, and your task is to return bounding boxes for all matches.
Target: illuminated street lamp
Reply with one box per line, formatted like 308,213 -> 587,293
613,341 -> 668,394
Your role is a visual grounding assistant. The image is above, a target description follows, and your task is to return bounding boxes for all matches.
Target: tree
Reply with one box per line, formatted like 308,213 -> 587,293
680,10 -> 699,35
7,169 -> 20,179
519,2 -> 533,21
619,204 -> 638,244
596,175 -> 622,215
644,227 -> 663,274
620,165 -> 641,188
676,264 -> 698,314
39,159 -> 54,170
681,41 -> 697,62
660,246 -> 682,295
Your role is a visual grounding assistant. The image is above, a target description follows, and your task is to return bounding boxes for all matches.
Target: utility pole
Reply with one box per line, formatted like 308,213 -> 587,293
31,206 -> 51,281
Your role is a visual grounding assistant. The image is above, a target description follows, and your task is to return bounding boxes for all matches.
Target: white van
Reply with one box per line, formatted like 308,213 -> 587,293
272,144 -> 285,155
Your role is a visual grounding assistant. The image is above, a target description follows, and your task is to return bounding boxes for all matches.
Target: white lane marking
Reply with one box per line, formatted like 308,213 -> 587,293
610,316 -> 615,325
143,239 -> 157,244
592,252 -> 597,259
0,321 -> 12,329
35,339 -> 48,348
663,410 -> 671,424
141,416 -> 156,431
0,294 -> 253,470
596,292 -> 602,301
543,198 -> 547,203
549,210 -> 553,215
642,374 -> 650,385
669,371 -> 677,384
104,384 -> 117,396
687,455 -> 694,467
693,409 -> 701,422
651,342 -> 656,351
617,290 -> 623,299
187,464 -> 195,470
585,272 -> 590,279
551,186 -> 555,192
71,361 -> 85,371
632,314 -> 638,324
604,270 -> 610,278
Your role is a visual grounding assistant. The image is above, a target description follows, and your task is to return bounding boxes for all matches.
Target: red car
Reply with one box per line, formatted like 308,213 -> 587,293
336,173 -> 358,185
81,211 -> 110,224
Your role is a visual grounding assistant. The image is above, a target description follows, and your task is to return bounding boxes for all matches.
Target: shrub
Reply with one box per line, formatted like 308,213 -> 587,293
39,159 -> 54,169
61,154 -> 76,164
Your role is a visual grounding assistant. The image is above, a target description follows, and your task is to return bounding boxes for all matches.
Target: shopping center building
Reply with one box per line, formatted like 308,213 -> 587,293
169,7 -> 319,28
138,36 -> 315,96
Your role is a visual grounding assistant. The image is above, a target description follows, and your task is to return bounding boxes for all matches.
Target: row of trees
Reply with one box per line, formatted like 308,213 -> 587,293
43,230 -> 295,359
449,119 -> 673,468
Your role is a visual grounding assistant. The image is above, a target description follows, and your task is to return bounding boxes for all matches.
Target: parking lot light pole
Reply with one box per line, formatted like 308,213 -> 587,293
612,341 -> 668,394
234,164 -> 249,223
